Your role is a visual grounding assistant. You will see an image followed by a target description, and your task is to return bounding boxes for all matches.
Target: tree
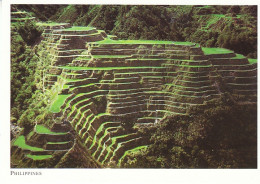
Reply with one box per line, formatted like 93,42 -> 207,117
122,94 -> 257,168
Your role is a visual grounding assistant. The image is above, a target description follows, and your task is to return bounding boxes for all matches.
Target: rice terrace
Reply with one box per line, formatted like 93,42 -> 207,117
10,5 -> 257,168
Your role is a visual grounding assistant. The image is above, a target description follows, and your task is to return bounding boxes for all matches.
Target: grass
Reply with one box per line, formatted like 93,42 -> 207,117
118,145 -> 148,165
126,58 -> 170,61
27,131 -> 34,140
62,85 -> 70,90
50,94 -> 71,113
47,141 -> 70,144
35,125 -> 67,135
232,54 -> 246,59
165,64 -> 211,68
36,22 -> 68,26
95,122 -> 119,137
12,17 -> 35,20
92,55 -> 131,59
201,14 -> 233,30
13,136 -> 43,151
248,59 -> 257,64
202,47 -> 233,55
59,66 -> 165,71
197,5 -> 212,9
26,154 -> 52,160
63,26 -> 95,31
96,39 -> 174,44
173,41 -> 195,45
95,38 -> 195,45
211,14 -> 226,18
127,145 -> 148,152
96,113 -> 110,117
205,15 -> 222,29
12,11 -> 27,14
69,83 -> 96,90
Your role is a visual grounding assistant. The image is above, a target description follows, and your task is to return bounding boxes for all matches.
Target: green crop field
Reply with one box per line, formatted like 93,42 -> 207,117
232,54 -> 246,59
13,136 -> 43,151
63,26 -> 95,31
47,141 -> 70,144
96,39 -> 174,44
92,55 -> 132,59
95,38 -> 195,46
36,22 -> 68,26
59,66 -> 165,71
202,47 -> 234,55
50,94 -> 71,113
35,125 -> 66,135
26,154 -> 52,160
248,59 -> 257,64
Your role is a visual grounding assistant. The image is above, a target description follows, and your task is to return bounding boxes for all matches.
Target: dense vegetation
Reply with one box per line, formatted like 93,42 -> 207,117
11,5 -> 257,168
121,94 -> 257,168
16,5 -> 257,58
11,20 -> 42,126
11,19 -> 56,135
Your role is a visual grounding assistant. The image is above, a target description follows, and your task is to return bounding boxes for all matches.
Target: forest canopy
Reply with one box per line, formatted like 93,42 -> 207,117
16,5 -> 258,58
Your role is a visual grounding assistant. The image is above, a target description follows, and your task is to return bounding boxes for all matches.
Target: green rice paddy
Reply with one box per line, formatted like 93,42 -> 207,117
248,59 -> 257,64
35,125 -> 66,135
13,136 -> 43,151
232,54 -> 246,59
96,39 -> 174,44
47,141 -> 70,144
92,55 -> 131,59
26,154 -> 52,160
118,145 -> 148,165
50,94 -> 71,113
62,85 -> 70,90
95,38 -> 195,45
36,22 -> 68,26
127,145 -> 148,152
63,26 -> 95,31
59,66 -> 165,71
202,47 -> 233,55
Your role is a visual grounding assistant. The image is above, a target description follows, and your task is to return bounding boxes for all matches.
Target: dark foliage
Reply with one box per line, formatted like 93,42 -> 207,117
16,5 -> 257,57
15,4 -> 66,21
121,94 -> 257,168
16,20 -> 42,46
11,21 -> 42,125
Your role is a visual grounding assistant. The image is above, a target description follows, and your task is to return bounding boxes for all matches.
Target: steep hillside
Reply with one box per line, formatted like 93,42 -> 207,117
15,5 -> 257,58
10,6 -> 257,168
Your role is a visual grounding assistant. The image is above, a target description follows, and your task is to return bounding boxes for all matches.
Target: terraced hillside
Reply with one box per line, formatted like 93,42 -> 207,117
11,10 -> 36,23
11,10 -> 257,168
11,122 -> 74,167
